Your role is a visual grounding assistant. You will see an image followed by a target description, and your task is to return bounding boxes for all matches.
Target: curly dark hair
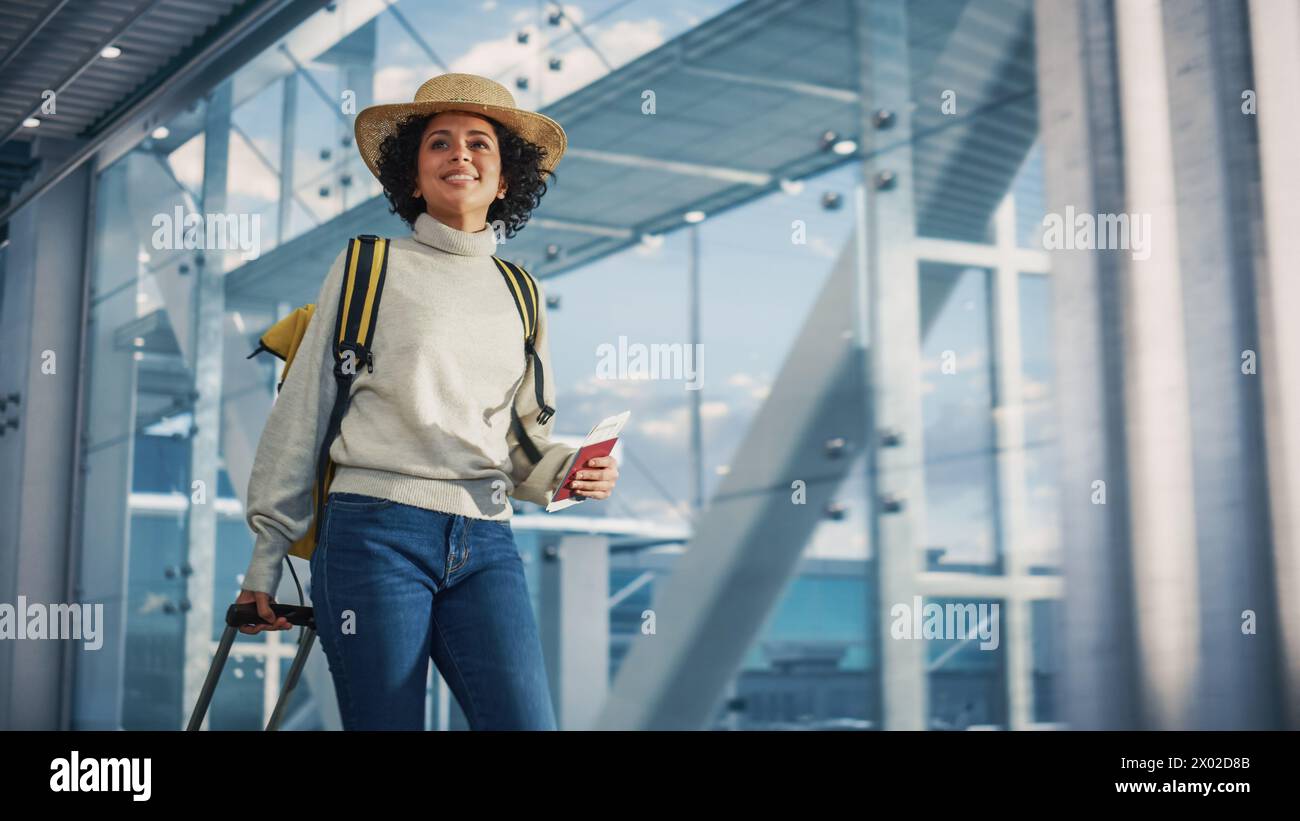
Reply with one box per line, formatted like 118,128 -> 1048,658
374,111 -> 555,239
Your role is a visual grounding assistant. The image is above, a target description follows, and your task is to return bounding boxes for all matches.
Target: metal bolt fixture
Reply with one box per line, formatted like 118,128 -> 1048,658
873,170 -> 897,190
872,109 -> 895,129
880,493 -> 905,513
879,428 -> 903,447
824,436 -> 849,458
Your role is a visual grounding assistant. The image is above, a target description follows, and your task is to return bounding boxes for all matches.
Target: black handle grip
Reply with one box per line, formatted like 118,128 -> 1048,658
226,602 -> 315,629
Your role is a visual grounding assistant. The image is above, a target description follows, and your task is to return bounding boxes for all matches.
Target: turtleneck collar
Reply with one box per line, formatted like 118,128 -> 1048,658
412,211 -> 499,257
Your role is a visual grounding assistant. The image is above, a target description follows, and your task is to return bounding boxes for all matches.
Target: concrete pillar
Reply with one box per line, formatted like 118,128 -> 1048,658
0,136 -> 93,729
1247,0 -> 1300,730
540,533 -> 609,729
1033,0 -> 1142,729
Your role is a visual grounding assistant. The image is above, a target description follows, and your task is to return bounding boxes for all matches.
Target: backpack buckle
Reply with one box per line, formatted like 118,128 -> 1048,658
536,404 -> 555,425
334,341 -> 369,379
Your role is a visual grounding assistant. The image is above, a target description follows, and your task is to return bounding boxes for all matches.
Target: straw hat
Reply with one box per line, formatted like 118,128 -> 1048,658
353,73 -> 567,181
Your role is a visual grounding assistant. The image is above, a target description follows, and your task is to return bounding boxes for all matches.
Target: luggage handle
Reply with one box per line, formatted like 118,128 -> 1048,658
187,605 -> 318,731
227,602 -> 315,631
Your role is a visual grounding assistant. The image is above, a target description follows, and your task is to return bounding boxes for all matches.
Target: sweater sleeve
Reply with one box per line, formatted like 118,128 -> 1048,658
505,280 -> 579,507
240,247 -> 348,596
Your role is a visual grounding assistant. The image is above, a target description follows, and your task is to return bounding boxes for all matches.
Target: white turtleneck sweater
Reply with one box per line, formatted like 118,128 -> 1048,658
240,212 -> 577,596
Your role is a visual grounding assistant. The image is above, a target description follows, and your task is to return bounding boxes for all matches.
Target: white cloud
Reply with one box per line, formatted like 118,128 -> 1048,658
373,63 -> 432,103
700,400 -> 729,419
639,400 -> 729,440
573,371 -> 651,399
226,133 -> 281,202
726,371 -> 772,400
167,134 -> 205,192
448,29 -> 540,85
640,415 -> 681,441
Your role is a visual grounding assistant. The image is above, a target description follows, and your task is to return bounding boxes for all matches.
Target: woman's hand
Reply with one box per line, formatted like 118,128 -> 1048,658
567,455 -> 619,500
235,588 -> 293,634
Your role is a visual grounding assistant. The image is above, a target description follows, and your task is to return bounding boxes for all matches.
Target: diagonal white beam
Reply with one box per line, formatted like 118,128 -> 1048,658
564,147 -> 772,187
594,230 -> 869,730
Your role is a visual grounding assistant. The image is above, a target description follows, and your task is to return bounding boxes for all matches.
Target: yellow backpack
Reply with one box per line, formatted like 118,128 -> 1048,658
246,234 -> 556,562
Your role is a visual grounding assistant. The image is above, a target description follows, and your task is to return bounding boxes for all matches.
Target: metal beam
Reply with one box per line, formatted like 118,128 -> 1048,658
68,156 -> 140,729
563,147 -> 773,187
182,80 -> 232,730
857,0 -> 926,731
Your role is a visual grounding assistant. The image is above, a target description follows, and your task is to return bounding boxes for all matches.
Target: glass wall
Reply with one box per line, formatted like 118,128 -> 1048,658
71,0 -> 1061,730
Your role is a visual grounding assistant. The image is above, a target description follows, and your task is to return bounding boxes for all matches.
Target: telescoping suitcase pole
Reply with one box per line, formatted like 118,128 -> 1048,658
187,602 -> 317,731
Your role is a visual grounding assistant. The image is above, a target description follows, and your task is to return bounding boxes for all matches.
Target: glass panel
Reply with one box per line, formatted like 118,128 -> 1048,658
1019,273 -> 1061,574
1031,598 -> 1063,723
228,79 -> 284,254
207,652 -> 266,730
924,596 -> 1007,730
1014,141 -> 1046,249
82,94 -> 211,728
919,262 -> 1000,574
122,514 -> 187,729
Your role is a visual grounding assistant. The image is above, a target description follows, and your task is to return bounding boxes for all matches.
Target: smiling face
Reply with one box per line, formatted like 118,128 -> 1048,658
412,110 -> 507,232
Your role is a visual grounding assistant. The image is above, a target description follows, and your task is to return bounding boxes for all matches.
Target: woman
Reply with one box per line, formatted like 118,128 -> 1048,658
233,74 -> 619,731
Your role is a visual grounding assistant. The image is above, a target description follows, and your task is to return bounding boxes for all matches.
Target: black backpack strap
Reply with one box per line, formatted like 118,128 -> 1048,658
312,234 -> 390,544
492,256 -> 556,421
492,256 -> 556,466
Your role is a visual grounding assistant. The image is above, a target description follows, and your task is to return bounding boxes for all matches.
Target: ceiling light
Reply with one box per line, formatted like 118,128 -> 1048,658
101,45 -> 122,59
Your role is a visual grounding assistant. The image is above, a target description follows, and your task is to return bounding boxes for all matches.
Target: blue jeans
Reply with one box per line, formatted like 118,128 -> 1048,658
308,491 -> 557,730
